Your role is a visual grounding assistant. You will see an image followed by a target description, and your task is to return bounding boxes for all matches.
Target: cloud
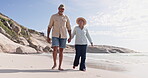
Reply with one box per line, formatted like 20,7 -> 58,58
87,0 -> 148,40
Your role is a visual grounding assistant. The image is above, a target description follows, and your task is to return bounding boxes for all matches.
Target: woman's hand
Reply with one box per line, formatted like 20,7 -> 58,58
91,42 -> 94,47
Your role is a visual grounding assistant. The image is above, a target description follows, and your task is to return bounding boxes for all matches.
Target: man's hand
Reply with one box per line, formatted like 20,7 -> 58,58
47,37 -> 51,43
67,30 -> 71,43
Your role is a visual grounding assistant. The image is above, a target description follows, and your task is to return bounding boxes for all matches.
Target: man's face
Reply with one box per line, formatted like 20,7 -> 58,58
58,8 -> 64,15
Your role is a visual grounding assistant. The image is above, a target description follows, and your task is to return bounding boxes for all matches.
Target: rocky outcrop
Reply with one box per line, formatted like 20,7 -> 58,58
19,37 -> 30,46
43,46 -> 53,52
0,33 -> 37,53
0,25 -> 11,38
28,33 -> 52,52
105,45 -> 135,53
12,24 -> 21,34
67,45 -> 137,53
16,46 -> 37,54
0,13 -> 52,54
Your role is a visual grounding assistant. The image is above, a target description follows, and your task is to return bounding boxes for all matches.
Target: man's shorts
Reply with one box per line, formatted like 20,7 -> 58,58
52,37 -> 67,48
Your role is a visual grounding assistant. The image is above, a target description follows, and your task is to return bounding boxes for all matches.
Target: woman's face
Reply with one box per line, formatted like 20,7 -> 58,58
78,20 -> 84,27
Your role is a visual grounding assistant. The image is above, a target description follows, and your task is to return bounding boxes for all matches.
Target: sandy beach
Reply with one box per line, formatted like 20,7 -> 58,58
0,53 -> 141,78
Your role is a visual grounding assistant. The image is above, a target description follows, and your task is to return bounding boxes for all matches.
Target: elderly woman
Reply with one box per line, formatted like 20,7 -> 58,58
69,17 -> 93,71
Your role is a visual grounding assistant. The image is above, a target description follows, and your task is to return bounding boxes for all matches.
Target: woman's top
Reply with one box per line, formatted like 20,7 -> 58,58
72,26 -> 92,45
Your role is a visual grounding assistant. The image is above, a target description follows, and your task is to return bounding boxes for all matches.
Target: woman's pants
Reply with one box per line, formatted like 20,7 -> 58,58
73,45 -> 87,70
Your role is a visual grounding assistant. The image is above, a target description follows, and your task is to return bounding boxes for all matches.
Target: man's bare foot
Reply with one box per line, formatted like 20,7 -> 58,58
58,68 -> 64,71
52,65 -> 56,69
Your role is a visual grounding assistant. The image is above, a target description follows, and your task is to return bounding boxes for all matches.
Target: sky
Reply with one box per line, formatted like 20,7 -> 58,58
0,0 -> 148,52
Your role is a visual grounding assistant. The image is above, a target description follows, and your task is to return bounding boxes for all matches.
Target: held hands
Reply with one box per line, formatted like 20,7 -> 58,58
68,37 -> 72,43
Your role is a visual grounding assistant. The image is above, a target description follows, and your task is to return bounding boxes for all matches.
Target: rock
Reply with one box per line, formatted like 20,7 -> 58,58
12,24 -> 21,34
16,47 -> 24,53
0,48 -> 3,52
37,46 -> 44,53
0,13 -> 52,53
0,43 -> 7,52
27,39 -> 43,53
19,37 -> 29,46
87,47 -> 109,53
109,49 -> 124,53
64,45 -> 75,53
5,21 -> 12,29
0,27 -> 6,34
39,32 -> 44,36
67,45 -> 137,53
20,28 -> 31,37
0,33 -> 37,53
28,33 -> 51,52
16,46 -> 37,54
0,27 -> 12,41
43,46 -> 52,52
28,40 -> 38,50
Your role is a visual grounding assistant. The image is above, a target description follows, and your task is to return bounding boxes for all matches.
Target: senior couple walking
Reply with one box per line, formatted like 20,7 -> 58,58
47,4 -> 93,71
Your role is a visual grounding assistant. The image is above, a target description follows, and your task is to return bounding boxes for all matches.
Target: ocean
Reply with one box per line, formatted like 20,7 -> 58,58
42,52 -> 148,78
65,52 -> 148,78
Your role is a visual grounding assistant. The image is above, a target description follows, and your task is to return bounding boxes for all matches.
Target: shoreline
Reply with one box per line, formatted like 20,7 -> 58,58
0,53 -> 141,78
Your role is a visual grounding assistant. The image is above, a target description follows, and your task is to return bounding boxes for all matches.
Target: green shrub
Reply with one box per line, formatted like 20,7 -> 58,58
20,28 -> 30,38
0,21 -> 18,38
0,16 -> 9,21
28,29 -> 40,35
8,20 -> 13,25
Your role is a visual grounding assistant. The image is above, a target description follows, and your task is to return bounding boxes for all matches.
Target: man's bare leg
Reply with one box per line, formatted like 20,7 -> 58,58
58,48 -> 64,70
52,46 -> 58,69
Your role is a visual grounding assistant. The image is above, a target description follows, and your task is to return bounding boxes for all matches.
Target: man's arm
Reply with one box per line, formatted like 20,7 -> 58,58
68,30 -> 71,43
47,27 -> 51,43
65,15 -> 72,43
86,29 -> 93,46
47,15 -> 54,43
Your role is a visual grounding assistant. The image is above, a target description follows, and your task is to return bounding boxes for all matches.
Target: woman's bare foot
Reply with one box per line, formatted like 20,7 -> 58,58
73,66 -> 76,69
80,69 -> 86,72
58,68 -> 64,71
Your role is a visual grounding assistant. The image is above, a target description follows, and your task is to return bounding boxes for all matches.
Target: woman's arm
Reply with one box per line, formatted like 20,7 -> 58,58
86,29 -> 93,46
71,27 -> 76,39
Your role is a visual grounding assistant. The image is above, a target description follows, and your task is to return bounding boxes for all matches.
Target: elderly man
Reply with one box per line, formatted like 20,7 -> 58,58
47,4 -> 71,70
